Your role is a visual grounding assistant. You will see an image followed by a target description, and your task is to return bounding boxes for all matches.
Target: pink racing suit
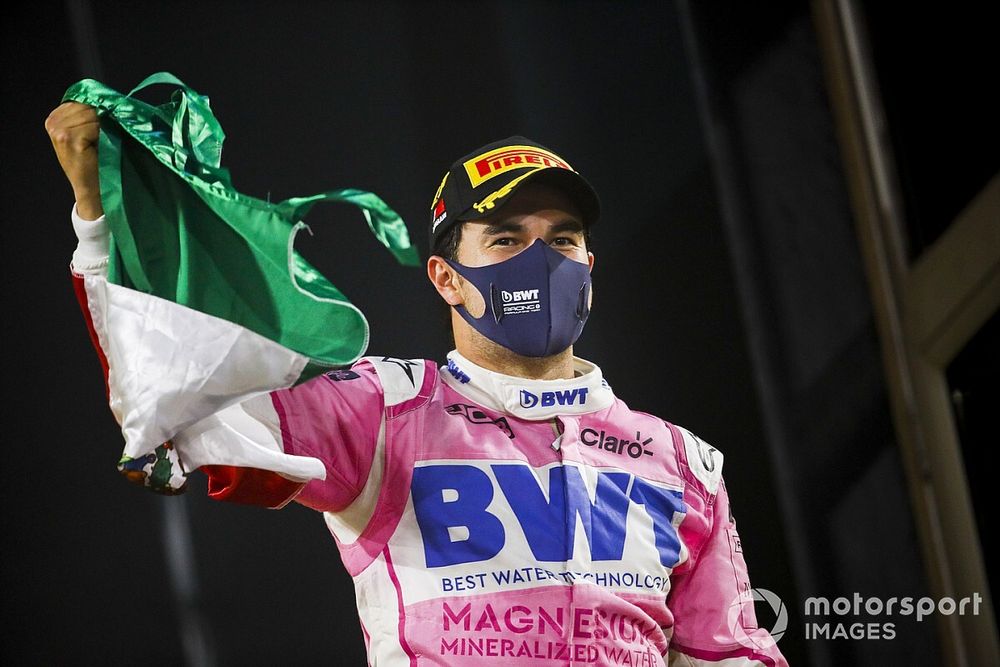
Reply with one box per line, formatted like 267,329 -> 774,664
69,212 -> 788,667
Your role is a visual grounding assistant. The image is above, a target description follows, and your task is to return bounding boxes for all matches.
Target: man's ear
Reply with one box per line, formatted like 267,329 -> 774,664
427,256 -> 464,306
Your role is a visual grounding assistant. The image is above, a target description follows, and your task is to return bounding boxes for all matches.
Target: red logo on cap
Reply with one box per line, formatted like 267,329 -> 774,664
432,197 -> 447,231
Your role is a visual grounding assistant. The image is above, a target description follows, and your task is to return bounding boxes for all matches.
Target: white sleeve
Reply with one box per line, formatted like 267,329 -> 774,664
70,204 -> 110,275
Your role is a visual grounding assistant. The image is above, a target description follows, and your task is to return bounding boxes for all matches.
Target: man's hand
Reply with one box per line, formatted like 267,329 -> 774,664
45,102 -> 103,220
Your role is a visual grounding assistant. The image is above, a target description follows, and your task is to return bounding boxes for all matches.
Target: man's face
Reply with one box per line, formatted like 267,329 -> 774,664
428,182 -> 594,321
456,182 -> 592,269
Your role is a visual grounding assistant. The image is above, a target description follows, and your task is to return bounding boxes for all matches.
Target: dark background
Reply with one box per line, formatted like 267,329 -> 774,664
3,1 -> 994,665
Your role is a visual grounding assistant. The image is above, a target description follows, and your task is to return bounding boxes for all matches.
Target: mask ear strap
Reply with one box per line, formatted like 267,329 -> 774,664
576,283 -> 590,320
490,283 -> 505,323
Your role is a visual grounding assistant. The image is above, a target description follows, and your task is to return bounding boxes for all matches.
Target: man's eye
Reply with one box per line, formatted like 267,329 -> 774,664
551,237 -> 575,246
492,237 -> 516,246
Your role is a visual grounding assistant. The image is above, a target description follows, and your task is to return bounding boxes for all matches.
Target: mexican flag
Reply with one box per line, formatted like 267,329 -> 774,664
64,74 -> 418,494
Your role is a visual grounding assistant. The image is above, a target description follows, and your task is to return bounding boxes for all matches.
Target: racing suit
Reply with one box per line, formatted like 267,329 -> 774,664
69,208 -> 788,667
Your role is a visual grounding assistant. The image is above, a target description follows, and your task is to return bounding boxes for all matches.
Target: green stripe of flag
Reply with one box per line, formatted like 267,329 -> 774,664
64,73 -> 419,371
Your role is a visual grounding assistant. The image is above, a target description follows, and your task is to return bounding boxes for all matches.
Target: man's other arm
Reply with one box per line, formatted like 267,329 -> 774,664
48,102 -> 383,513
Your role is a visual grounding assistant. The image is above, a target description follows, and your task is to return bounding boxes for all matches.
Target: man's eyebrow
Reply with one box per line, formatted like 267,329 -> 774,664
551,219 -> 585,234
482,219 -> 585,236
482,220 -> 523,236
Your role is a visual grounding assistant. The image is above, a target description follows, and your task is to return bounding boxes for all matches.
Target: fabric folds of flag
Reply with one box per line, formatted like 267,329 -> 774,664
63,73 -> 419,494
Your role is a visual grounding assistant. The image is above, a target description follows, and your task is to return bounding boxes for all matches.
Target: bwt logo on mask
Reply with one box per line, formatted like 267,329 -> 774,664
501,289 -> 542,316
519,388 -> 589,409
501,289 -> 540,303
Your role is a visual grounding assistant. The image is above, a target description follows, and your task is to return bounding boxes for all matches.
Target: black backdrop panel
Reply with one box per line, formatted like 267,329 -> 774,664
4,2 -> 793,664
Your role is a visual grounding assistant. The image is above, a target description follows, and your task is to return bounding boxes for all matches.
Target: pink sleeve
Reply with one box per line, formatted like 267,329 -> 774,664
667,479 -> 789,666
268,361 -> 385,513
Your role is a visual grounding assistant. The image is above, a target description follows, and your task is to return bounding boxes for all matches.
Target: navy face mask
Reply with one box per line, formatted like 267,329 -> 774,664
445,238 -> 591,358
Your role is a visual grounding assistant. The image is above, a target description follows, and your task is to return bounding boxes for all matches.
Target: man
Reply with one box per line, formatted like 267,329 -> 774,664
47,101 -> 788,666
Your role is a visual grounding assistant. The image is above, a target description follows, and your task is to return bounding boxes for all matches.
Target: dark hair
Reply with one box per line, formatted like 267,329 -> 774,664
432,221 -> 464,262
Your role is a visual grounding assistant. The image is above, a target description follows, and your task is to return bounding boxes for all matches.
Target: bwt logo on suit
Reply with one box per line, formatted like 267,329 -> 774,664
519,388 -> 589,408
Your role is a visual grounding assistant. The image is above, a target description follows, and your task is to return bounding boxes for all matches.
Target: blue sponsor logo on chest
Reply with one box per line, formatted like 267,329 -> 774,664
411,464 -> 685,569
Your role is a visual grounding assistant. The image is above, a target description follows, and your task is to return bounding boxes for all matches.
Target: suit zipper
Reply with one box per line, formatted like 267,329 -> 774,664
550,416 -> 564,451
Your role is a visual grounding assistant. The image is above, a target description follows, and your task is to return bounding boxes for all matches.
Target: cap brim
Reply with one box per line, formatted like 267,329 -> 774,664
457,167 -> 601,227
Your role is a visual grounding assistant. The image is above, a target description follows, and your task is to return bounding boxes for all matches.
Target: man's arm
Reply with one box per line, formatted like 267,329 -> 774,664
667,479 -> 788,666
49,101 -> 383,513
666,428 -> 788,667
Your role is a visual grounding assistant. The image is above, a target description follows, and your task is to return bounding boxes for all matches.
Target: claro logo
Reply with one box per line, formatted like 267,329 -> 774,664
581,428 -> 653,459
519,387 -> 589,409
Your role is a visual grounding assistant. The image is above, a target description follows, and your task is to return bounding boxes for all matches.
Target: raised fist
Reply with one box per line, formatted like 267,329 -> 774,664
45,101 -> 103,220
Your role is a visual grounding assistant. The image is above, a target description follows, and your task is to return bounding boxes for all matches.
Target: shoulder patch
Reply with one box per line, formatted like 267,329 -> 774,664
363,356 -> 427,407
679,427 -> 724,494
